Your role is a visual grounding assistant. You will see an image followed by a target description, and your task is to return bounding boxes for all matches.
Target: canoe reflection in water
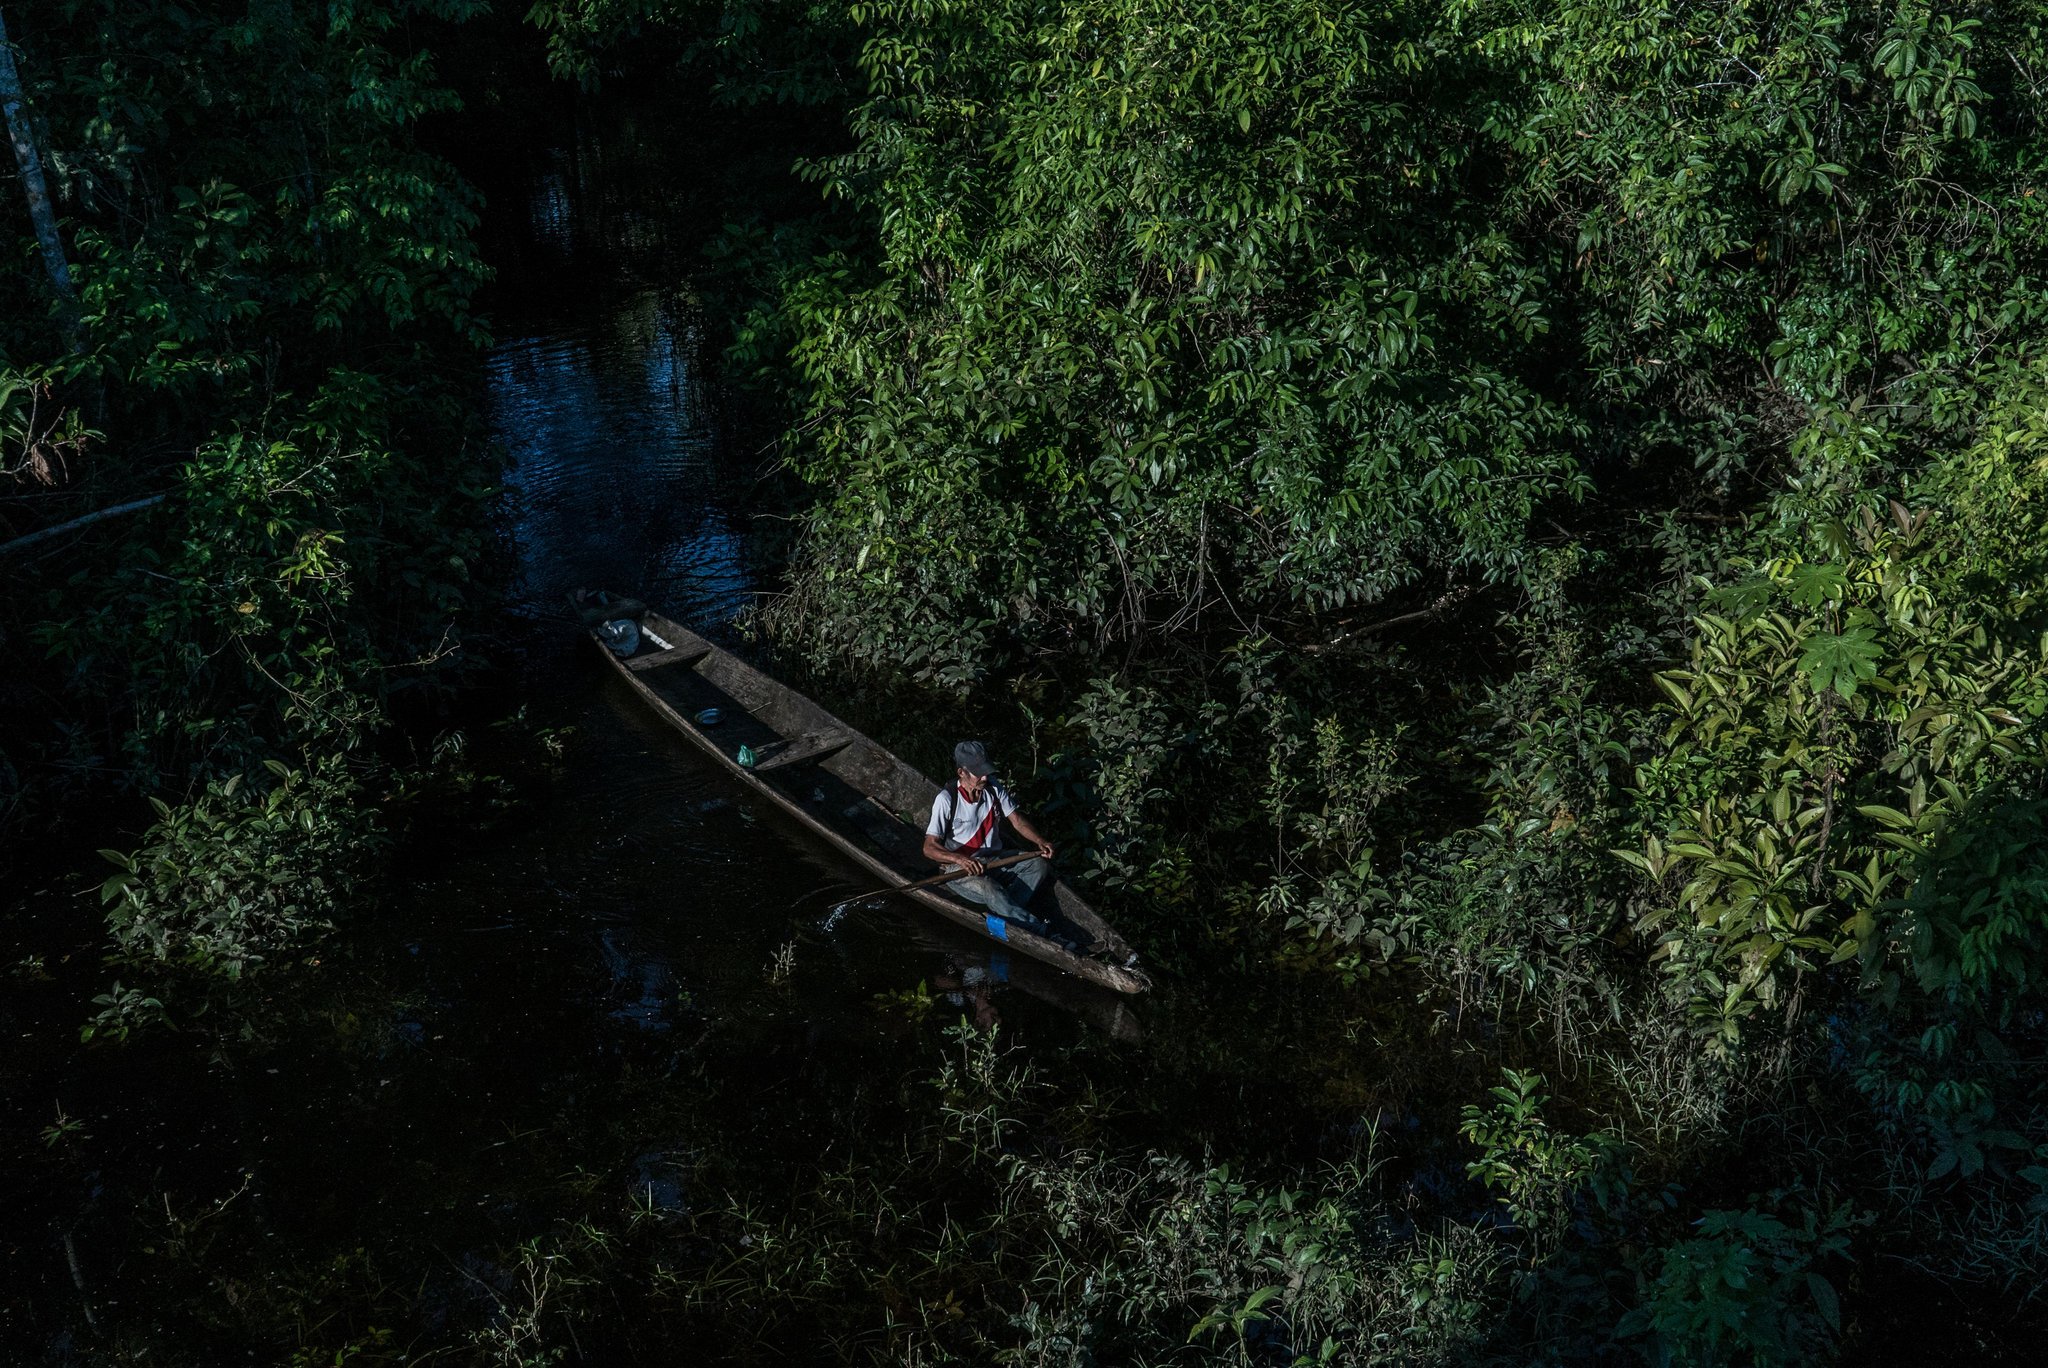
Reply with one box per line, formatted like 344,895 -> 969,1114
931,952 -> 1009,1029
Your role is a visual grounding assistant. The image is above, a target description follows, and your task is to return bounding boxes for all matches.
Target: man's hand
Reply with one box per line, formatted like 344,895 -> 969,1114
923,832 -> 983,876
1009,812 -> 1056,863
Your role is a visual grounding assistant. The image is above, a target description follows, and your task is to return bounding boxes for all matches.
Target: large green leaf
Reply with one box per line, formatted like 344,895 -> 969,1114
1796,627 -> 1883,698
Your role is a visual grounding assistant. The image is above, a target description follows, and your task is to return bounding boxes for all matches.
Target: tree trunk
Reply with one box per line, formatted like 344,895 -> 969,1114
0,6 -> 79,321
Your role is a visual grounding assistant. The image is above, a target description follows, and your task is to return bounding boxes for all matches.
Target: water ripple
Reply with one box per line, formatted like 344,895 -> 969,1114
485,296 -> 749,630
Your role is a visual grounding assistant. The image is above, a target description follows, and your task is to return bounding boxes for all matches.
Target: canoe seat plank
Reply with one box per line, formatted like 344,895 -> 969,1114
753,730 -> 852,773
627,644 -> 713,673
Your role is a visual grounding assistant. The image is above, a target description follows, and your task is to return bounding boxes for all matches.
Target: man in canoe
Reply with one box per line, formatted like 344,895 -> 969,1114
922,740 -> 1058,932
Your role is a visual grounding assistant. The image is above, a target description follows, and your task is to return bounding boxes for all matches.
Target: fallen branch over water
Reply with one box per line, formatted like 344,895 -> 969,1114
0,492 -> 165,557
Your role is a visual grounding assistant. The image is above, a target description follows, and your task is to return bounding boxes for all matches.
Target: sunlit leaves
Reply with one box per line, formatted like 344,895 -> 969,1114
758,0 -> 1589,682
1797,623 -> 1881,698
1628,504 -> 2047,1050
1460,0 -> 2047,493
1785,562 -> 1849,609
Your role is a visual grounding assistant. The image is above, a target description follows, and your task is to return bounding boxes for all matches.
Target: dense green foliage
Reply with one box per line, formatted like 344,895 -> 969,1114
742,0 -> 2048,684
709,0 -> 2048,1359
751,0 -> 1591,680
8,0 -> 2048,1361
98,756 -> 383,980
504,1026 -> 1515,1365
1,1 -> 496,960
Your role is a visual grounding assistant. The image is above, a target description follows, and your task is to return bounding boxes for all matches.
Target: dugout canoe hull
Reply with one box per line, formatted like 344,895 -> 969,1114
573,593 -> 1150,995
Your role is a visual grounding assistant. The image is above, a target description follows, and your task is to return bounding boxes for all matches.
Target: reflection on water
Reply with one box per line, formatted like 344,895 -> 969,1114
598,928 -> 679,1032
531,168 -> 575,247
487,296 -> 750,629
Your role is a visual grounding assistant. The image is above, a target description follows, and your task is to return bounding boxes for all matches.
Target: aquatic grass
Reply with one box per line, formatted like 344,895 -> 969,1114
764,936 -> 798,985
468,1238 -> 575,1367
426,1022 -> 1520,1364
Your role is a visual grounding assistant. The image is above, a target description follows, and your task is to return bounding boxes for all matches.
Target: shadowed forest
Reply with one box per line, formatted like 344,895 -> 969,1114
3,0 -> 2046,1363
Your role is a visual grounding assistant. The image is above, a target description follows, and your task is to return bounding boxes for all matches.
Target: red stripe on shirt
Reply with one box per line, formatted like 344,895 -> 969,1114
962,803 -> 1001,851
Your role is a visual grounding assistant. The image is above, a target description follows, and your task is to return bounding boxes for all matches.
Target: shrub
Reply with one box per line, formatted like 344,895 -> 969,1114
1619,1201 -> 1858,1367
99,756 -> 385,982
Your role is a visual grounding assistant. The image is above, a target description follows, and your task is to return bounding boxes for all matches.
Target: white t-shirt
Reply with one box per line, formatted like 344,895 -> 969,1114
926,781 -> 1017,854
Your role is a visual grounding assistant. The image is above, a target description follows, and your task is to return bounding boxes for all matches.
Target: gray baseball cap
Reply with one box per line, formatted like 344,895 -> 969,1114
953,740 -> 995,777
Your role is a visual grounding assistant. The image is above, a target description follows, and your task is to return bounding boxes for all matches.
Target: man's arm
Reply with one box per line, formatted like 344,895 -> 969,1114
922,831 -> 985,876
1005,809 -> 1056,861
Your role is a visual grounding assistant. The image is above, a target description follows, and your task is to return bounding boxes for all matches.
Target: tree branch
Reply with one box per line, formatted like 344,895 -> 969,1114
0,492 -> 165,557
1297,585 -> 1474,654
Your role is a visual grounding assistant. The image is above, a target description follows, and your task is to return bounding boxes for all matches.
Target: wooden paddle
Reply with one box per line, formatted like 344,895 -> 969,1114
825,849 -> 1046,919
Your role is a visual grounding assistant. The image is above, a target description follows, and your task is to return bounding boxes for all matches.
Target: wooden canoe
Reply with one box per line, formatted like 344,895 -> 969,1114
573,593 -> 1151,995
